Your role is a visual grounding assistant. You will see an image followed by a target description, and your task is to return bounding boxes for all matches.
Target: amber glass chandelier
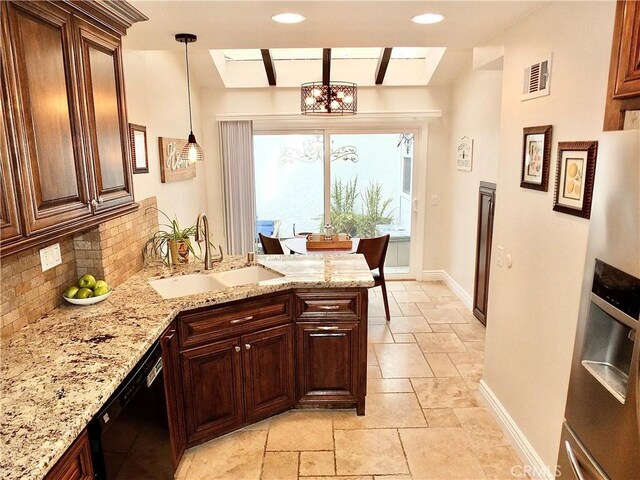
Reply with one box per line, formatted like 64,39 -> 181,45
301,81 -> 357,116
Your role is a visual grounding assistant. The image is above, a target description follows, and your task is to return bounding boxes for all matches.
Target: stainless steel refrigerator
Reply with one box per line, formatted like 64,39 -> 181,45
558,129 -> 640,480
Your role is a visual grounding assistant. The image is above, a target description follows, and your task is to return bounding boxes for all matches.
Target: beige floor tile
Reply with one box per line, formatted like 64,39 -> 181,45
187,430 -> 267,480
374,343 -> 434,378
174,450 -> 194,480
425,353 -> 461,377
392,290 -> 431,303
464,340 -> 486,352
454,407 -> 509,447
388,316 -> 432,334
399,427 -> 487,479
457,308 -> 483,323
423,408 -> 461,427
392,333 -> 416,343
451,323 -> 486,342
262,451 -> 299,480
471,445 -> 526,479
401,281 -> 424,291
397,302 -> 422,316
335,429 -> 409,476
367,378 -> 414,393
242,416 -> 273,431
368,325 -> 395,343
333,393 -> 426,429
448,350 -> 484,366
368,365 -> 382,378
368,316 -> 388,325
367,343 -> 379,365
419,281 -> 457,296
416,302 -> 437,315
373,476 -> 413,480
412,377 -> 479,409
267,411 -> 334,451
431,297 -> 468,310
456,362 -> 484,389
385,281 -> 407,291
415,332 -> 467,353
302,477 -> 373,480
423,309 -> 468,324
370,297 -> 402,317
299,451 -> 335,476
429,323 -> 454,332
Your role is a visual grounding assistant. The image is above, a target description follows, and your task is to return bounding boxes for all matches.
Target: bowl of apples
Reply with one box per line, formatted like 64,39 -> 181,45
63,274 -> 112,305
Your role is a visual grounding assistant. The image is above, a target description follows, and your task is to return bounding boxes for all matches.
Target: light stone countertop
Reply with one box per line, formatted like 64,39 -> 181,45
0,254 -> 374,480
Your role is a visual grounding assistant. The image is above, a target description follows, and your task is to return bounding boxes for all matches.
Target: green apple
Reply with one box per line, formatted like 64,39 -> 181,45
76,287 -> 94,299
94,280 -> 109,290
64,286 -> 79,299
93,286 -> 109,297
78,274 -> 96,289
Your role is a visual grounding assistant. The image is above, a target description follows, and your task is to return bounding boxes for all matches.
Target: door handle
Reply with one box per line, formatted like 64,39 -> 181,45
310,333 -> 347,337
564,441 -> 587,480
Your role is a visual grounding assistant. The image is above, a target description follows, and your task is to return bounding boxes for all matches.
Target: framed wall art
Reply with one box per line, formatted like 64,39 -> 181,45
553,141 -> 598,219
129,124 -> 149,174
456,136 -> 473,171
158,137 -> 196,183
520,125 -> 552,191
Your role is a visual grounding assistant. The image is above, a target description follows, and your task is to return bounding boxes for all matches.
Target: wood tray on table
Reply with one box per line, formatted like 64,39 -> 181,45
306,233 -> 353,250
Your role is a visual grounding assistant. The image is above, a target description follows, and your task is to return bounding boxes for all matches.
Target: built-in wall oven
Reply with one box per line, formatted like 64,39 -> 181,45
558,130 -> 640,479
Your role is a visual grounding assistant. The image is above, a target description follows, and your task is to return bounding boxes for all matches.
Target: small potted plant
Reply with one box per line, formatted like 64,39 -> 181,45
143,209 -> 199,265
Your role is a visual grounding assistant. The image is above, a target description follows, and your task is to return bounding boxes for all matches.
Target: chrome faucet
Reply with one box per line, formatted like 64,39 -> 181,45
195,213 -> 223,269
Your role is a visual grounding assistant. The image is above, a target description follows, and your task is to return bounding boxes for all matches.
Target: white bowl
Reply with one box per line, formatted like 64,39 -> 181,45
64,289 -> 112,306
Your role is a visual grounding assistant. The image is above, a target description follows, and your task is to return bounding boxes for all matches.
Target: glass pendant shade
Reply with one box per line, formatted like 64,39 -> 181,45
182,132 -> 204,164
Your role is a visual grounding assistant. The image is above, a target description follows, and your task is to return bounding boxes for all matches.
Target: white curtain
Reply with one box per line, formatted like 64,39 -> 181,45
219,120 -> 256,255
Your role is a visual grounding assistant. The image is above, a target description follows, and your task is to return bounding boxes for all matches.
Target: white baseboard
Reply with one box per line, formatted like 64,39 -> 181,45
479,380 -> 555,480
421,269 -> 473,311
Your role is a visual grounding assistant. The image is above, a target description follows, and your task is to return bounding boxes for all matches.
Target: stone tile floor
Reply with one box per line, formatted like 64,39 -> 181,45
175,281 -> 526,480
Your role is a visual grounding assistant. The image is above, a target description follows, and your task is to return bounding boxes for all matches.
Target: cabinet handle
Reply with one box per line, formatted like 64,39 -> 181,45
310,333 -> 347,337
318,305 -> 340,310
230,315 -> 254,324
90,199 -> 98,207
245,343 -> 251,350
317,325 -> 339,330
564,441 -> 587,480
234,346 -> 241,352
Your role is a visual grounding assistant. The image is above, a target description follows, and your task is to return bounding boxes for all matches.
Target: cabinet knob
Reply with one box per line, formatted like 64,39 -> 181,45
90,199 -> 98,207
245,343 -> 251,350
234,346 -> 241,352
98,196 -> 104,204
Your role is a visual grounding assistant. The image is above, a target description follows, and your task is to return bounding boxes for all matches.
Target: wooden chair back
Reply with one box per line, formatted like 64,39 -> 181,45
259,233 -> 284,254
356,235 -> 390,273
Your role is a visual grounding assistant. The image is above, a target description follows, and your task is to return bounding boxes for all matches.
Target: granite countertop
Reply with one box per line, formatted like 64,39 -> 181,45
0,254 -> 374,480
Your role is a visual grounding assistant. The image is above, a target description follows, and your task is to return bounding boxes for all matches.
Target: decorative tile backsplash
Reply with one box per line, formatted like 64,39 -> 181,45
0,197 -> 158,337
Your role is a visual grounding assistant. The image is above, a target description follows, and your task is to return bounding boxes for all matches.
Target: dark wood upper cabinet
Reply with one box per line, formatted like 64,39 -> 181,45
0,86 -> 23,243
76,18 -> 133,212
604,0 -> 640,130
0,0 -> 145,256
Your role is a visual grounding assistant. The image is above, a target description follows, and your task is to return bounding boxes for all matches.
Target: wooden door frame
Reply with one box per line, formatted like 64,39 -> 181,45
473,181 -> 496,325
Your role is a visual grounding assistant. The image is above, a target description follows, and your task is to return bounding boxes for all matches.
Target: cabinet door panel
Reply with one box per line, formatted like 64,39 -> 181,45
242,324 -> 294,423
5,1 -> 90,234
0,89 -> 23,243
160,325 -> 186,470
76,20 -> 133,211
297,322 -> 359,405
44,430 -> 93,480
613,0 -> 640,99
181,338 -> 244,445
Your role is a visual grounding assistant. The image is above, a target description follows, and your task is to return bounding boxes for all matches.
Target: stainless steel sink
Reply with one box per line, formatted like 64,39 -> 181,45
148,265 -> 283,299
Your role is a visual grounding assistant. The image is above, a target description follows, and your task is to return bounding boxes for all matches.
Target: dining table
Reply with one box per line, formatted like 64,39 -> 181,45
283,237 -> 360,255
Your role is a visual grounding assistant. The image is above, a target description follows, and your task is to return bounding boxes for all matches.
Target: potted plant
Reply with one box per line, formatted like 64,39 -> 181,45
143,209 -> 199,265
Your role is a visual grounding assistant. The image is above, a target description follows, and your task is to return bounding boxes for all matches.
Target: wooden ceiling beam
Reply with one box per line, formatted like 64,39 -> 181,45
375,48 -> 393,85
260,49 -> 277,86
322,48 -> 331,85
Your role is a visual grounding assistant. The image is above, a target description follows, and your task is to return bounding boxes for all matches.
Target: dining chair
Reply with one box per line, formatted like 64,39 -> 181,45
258,233 -> 285,254
356,234 -> 391,321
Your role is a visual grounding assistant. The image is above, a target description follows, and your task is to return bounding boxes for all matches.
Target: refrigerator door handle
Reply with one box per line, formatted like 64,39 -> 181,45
565,441 -> 587,480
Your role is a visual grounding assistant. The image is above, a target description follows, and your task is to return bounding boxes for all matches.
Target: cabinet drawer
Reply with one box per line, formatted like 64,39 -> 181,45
178,294 -> 293,349
296,291 -> 361,321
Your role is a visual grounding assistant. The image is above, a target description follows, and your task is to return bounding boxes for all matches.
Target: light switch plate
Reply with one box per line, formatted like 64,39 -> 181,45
40,243 -> 62,272
496,246 -> 504,267
431,195 -> 439,206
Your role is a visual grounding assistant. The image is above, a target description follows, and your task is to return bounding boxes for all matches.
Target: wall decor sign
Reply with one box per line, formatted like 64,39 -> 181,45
520,125 -> 552,191
456,136 -> 473,171
158,137 -> 196,183
129,124 -> 149,174
553,141 -> 598,219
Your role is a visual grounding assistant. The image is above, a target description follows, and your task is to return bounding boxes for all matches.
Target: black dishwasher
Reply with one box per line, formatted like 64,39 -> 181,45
89,341 -> 173,480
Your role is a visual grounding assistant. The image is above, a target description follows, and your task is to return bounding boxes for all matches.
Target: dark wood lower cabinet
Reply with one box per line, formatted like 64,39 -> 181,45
473,182 -> 496,325
44,430 -> 93,480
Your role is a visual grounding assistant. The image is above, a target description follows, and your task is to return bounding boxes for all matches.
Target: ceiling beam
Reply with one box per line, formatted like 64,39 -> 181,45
260,49 -> 277,86
375,48 -> 393,85
322,48 -> 331,85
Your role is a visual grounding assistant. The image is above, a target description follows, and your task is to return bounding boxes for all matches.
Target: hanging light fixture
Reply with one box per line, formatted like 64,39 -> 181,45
175,33 -> 204,163
301,81 -> 357,115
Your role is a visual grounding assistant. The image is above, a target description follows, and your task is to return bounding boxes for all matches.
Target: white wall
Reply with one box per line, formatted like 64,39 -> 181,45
122,49 -> 209,229
442,60 -> 502,296
481,1 -> 616,471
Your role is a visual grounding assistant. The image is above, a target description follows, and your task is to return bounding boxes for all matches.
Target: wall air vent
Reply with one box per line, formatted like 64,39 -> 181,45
522,54 -> 552,101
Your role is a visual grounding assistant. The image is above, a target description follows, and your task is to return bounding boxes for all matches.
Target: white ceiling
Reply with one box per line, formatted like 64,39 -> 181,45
124,1 -> 547,88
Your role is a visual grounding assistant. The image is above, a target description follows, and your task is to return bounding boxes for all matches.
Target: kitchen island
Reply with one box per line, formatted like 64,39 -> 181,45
0,254 -> 374,480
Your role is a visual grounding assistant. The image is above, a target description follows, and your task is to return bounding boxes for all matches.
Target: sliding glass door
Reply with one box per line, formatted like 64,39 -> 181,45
253,130 -> 415,275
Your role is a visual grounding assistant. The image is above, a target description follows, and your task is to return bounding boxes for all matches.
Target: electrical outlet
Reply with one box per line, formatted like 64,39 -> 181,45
496,246 -> 504,267
40,243 -> 62,272
431,195 -> 439,206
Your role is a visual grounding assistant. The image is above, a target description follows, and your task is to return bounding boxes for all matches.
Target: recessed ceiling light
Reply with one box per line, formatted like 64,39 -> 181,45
272,13 -> 306,24
411,13 -> 445,25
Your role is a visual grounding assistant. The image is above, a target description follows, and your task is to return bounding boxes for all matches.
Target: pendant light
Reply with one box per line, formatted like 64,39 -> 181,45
175,33 -> 204,163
